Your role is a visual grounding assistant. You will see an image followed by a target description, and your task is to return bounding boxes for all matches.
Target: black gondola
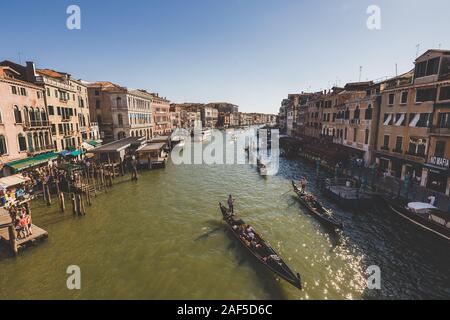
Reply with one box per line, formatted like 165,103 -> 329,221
219,202 -> 302,290
292,181 -> 343,230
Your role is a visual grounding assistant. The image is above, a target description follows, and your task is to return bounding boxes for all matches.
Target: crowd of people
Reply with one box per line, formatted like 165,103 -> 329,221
7,205 -> 32,240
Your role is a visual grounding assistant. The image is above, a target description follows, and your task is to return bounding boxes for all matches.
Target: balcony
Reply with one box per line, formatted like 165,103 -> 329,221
23,120 -> 51,129
27,145 -> 55,156
62,116 -> 72,122
430,127 -> 450,135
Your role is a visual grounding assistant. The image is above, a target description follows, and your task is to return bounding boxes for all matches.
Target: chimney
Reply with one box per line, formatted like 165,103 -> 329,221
25,61 -> 36,82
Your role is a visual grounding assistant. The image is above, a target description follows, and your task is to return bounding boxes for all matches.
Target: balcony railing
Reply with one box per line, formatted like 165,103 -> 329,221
430,127 -> 450,135
23,120 -> 51,129
62,116 -> 72,122
27,145 -> 55,155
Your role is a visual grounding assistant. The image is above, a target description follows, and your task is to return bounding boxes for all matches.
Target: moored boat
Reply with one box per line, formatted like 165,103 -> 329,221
292,181 -> 343,230
384,197 -> 450,242
219,202 -> 302,290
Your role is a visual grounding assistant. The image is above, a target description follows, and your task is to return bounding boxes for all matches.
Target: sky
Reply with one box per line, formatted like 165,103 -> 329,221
1,0 -> 449,113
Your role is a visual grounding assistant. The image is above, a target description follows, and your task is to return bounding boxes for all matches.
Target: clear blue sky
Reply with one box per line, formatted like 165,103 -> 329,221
1,0 -> 449,113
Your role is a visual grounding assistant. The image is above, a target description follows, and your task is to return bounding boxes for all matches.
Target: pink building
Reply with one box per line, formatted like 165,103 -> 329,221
0,66 -> 52,172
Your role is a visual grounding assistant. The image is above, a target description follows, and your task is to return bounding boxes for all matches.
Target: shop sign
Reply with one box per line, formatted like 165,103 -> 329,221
430,156 -> 450,168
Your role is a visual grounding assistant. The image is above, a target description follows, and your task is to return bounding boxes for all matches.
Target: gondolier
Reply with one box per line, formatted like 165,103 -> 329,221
228,195 -> 234,214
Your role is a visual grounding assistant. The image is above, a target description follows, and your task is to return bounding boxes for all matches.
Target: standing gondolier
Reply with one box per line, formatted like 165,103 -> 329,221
228,195 -> 234,214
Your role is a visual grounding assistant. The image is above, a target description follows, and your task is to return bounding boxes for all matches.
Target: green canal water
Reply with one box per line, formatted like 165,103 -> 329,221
1,129 -> 449,300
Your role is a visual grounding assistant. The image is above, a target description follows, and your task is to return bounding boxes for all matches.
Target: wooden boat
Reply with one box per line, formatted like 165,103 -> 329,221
384,197 -> 450,242
292,181 -> 343,230
219,203 -> 302,290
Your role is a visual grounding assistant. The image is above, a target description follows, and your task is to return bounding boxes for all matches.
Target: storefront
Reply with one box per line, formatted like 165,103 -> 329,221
425,161 -> 450,195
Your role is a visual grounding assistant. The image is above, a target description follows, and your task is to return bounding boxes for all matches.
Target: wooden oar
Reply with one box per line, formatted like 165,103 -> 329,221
281,189 -> 293,197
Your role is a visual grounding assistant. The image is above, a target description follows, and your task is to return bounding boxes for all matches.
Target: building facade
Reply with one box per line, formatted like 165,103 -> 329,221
151,94 -> 171,136
88,82 -> 153,142
0,66 -> 53,168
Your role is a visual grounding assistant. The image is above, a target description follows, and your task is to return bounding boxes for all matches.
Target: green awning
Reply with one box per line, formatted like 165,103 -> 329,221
87,140 -> 101,147
70,149 -> 85,157
5,152 -> 59,172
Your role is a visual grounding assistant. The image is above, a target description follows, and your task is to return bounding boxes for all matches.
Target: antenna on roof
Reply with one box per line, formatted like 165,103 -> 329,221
359,66 -> 363,82
17,52 -> 22,64
395,63 -> 398,77
438,43 -> 442,50
416,43 -> 421,58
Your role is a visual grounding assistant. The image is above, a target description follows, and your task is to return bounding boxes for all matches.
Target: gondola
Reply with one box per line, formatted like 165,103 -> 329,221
292,181 -> 343,230
219,203 -> 302,290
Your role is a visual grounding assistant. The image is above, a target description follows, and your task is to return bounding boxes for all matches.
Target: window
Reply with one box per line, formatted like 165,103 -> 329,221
416,88 -> 437,102
383,135 -> 390,150
11,86 -> 17,95
354,107 -> 360,119
408,137 -> 427,156
51,124 -> 57,135
55,89 -> 58,98
118,114 -> 123,126
365,105 -> 372,120
401,91 -> 408,104
415,61 -> 427,78
435,141 -> 446,158
0,135 -> 7,155
57,107 -> 61,116
417,113 -> 432,128
383,113 -> 393,125
20,88 -> 26,96
415,57 -> 440,78
48,106 -> 55,115
365,129 -> 369,145
95,90 -> 100,96
388,94 -> 395,105
14,106 -> 22,123
18,134 -> 27,152
437,113 -> 450,128
426,57 -> 440,76
395,137 -> 403,152
96,100 -> 101,109
439,86 -> 450,101
394,113 -> 406,126
353,128 -> 357,142
47,88 -> 50,96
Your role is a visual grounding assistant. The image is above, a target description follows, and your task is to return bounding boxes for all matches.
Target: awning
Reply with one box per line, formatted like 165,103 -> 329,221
5,152 -> 58,173
59,149 -> 85,157
86,140 -> 101,147
81,142 -> 95,150
0,174 -> 30,190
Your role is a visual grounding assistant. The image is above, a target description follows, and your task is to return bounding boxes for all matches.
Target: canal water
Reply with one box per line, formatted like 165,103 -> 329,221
0,129 -> 449,299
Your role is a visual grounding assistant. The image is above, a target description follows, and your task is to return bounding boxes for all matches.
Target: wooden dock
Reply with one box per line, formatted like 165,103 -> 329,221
0,210 -> 48,255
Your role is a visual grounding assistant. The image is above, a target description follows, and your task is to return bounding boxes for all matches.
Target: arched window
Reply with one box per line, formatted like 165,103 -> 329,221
116,97 -> 121,108
0,135 -> 7,155
18,134 -> 27,152
118,114 -> 123,126
14,106 -> 22,123
354,106 -> 360,119
365,104 -> 373,120
41,109 -> 47,122
29,107 -> 35,121
131,131 -> 135,137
